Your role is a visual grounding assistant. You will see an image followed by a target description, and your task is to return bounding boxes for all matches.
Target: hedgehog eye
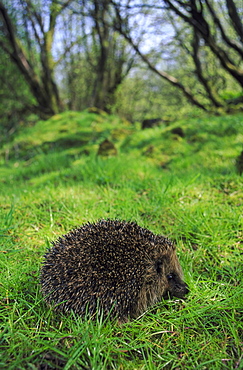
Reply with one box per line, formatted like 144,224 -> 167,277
167,273 -> 174,281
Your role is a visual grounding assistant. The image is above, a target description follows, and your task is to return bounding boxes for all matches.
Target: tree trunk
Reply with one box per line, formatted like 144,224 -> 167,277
0,1 -> 63,119
192,30 -> 224,108
90,0 -> 133,111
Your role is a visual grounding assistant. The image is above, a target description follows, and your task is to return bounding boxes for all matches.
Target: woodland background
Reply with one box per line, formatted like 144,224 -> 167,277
1,1 -> 243,369
0,0 -> 242,131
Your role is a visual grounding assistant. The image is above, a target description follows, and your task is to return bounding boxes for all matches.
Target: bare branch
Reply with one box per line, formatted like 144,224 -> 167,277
205,0 -> 243,57
163,0 -> 243,87
24,0 -> 45,33
226,0 -> 243,43
113,19 -> 207,110
192,30 -> 224,107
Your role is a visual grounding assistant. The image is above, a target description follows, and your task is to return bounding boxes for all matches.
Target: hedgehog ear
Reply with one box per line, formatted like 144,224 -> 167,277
155,256 -> 167,274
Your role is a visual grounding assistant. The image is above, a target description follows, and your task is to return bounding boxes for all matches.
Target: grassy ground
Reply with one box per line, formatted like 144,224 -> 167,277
0,110 -> 243,369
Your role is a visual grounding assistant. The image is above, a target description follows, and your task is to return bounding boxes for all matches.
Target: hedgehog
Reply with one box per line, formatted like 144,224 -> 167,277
40,220 -> 189,322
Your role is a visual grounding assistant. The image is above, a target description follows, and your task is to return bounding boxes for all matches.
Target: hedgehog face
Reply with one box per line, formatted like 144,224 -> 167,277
154,250 -> 189,300
136,246 -> 188,318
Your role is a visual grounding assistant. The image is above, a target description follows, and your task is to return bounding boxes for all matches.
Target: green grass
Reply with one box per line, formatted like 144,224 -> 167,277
0,110 -> 243,369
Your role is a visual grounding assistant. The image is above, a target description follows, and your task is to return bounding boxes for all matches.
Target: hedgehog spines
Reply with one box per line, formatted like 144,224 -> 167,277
40,219 -> 188,321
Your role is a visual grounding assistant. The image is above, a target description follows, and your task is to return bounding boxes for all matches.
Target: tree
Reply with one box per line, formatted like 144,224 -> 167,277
111,0 -> 243,111
0,0 -> 135,117
0,48 -> 34,134
0,1 -> 73,118
112,1 -> 208,111
162,0 -> 243,88
60,0 -> 136,112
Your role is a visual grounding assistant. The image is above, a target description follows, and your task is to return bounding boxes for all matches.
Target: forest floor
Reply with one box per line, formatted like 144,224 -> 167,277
0,110 -> 243,369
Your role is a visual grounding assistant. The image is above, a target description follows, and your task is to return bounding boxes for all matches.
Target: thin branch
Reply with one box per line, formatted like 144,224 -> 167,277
54,39 -> 82,65
205,0 -> 243,57
162,0 -> 243,86
192,30 -> 223,107
113,14 -> 207,110
226,0 -> 243,43
25,0 -> 45,34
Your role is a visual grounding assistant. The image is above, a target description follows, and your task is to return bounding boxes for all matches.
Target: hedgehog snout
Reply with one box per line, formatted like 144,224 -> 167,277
170,281 -> 189,298
166,273 -> 189,299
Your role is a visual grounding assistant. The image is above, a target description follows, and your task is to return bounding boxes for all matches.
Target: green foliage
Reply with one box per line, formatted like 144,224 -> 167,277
0,111 -> 243,369
112,71 -> 203,122
0,52 -> 34,134
0,110 -> 134,162
220,90 -> 243,101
